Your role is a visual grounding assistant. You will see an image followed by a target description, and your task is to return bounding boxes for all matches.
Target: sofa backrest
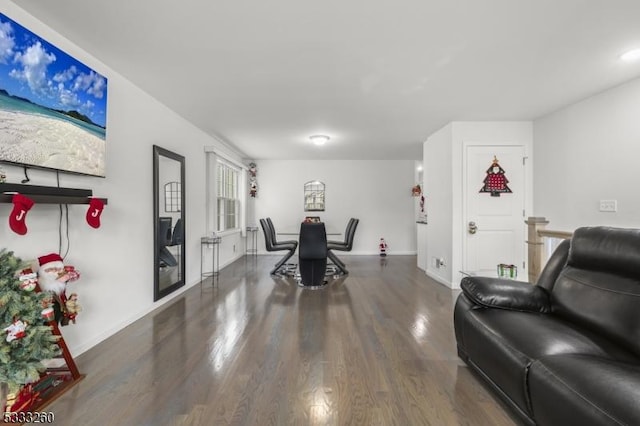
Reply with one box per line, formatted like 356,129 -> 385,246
549,226 -> 640,356
536,239 -> 570,291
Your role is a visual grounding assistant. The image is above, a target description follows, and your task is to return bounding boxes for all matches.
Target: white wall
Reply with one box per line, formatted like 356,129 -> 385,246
424,121 -> 533,289
534,77 -> 640,231
423,124 -> 453,286
253,160 -> 416,255
1,4 -> 243,356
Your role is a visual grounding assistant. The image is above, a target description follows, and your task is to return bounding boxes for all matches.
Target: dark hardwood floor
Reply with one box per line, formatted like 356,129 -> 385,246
47,255 -> 517,426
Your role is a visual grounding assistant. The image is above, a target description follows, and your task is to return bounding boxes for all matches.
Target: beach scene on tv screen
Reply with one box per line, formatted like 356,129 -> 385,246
0,13 -> 107,177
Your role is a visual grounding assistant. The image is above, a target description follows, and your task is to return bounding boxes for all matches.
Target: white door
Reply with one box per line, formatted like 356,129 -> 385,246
464,145 -> 525,278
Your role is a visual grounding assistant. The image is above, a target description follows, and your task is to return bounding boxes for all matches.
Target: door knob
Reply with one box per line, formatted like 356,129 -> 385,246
468,221 -> 478,234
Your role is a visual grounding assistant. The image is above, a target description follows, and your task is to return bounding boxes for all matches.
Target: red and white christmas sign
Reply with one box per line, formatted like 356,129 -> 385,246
479,156 -> 512,197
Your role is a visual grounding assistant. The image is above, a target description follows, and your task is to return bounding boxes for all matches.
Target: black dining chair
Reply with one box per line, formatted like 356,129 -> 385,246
298,222 -> 328,286
158,217 -> 178,267
327,218 -> 359,275
266,217 -> 297,246
260,218 -> 298,275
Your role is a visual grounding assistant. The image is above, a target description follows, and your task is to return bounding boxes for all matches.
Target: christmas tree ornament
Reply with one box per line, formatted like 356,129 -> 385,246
479,156 -> 512,197
86,197 -> 104,228
9,194 -> 34,235
18,268 -> 38,292
41,307 -> 55,322
4,318 -> 27,342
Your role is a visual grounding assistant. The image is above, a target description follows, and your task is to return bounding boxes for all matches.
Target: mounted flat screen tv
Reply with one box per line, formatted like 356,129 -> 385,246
0,13 -> 107,177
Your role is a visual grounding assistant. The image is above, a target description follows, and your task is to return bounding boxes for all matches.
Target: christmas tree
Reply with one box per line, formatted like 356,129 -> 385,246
0,249 -> 60,405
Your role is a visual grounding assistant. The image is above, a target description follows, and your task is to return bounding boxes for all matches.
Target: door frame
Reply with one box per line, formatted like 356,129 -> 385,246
458,141 -> 532,284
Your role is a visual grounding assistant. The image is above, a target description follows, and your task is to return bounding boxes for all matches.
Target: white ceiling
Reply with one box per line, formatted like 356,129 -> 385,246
10,0 -> 640,160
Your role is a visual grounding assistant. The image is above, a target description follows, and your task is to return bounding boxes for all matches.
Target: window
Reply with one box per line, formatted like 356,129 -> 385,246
217,162 -> 239,231
164,182 -> 181,212
304,180 -> 325,211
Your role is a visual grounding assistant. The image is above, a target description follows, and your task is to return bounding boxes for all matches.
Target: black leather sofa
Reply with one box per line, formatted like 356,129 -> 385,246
454,226 -> 640,425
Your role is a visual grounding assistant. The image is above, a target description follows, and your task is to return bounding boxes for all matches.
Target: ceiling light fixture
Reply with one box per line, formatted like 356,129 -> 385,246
309,135 -> 330,146
621,48 -> 640,62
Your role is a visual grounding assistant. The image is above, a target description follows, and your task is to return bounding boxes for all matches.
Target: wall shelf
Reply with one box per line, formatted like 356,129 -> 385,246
0,183 -> 107,205
0,194 -> 108,205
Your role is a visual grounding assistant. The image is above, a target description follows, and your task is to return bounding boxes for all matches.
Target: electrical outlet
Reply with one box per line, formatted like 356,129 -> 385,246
433,257 -> 446,268
599,200 -> 617,212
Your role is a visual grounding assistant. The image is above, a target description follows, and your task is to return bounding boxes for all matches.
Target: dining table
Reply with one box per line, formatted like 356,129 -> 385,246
276,223 -> 346,276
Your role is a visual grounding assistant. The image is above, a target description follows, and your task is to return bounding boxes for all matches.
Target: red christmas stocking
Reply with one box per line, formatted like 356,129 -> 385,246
9,194 -> 35,235
86,198 -> 104,228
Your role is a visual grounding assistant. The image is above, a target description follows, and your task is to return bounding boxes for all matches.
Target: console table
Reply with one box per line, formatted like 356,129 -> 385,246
200,236 -> 221,288
246,226 -> 259,255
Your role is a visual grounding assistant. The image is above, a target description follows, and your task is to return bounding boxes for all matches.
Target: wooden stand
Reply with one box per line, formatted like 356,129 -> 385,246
4,321 -> 84,417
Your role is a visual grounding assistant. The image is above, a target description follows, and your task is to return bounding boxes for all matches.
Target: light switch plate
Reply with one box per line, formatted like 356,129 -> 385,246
599,200 -> 617,212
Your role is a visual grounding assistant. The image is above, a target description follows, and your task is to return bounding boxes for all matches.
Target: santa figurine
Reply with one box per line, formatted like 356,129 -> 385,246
37,253 -> 80,326
379,238 -> 388,257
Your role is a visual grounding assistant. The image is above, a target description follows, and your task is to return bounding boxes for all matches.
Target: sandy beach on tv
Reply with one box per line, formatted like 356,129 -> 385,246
0,109 -> 105,176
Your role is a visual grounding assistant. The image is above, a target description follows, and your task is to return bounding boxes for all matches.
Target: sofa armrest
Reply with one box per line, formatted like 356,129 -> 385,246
461,276 -> 551,313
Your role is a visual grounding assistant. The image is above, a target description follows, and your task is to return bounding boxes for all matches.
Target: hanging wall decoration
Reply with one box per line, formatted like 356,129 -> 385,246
479,156 -> 512,197
248,162 -> 258,197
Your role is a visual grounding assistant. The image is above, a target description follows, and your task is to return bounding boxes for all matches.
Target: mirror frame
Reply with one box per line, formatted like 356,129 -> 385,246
153,145 -> 186,301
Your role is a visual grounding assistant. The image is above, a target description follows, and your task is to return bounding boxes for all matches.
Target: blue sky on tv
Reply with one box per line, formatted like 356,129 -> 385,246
0,13 -> 107,128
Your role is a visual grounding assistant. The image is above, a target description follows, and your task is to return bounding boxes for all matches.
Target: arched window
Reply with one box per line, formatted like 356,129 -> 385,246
304,181 -> 325,211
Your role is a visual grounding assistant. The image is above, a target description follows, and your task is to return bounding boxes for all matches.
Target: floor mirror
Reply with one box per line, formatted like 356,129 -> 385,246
153,145 -> 186,301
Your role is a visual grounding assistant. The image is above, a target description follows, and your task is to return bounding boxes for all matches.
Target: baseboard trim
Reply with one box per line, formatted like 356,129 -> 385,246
70,277 -> 202,356
426,270 -> 454,289
255,251 -> 417,256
